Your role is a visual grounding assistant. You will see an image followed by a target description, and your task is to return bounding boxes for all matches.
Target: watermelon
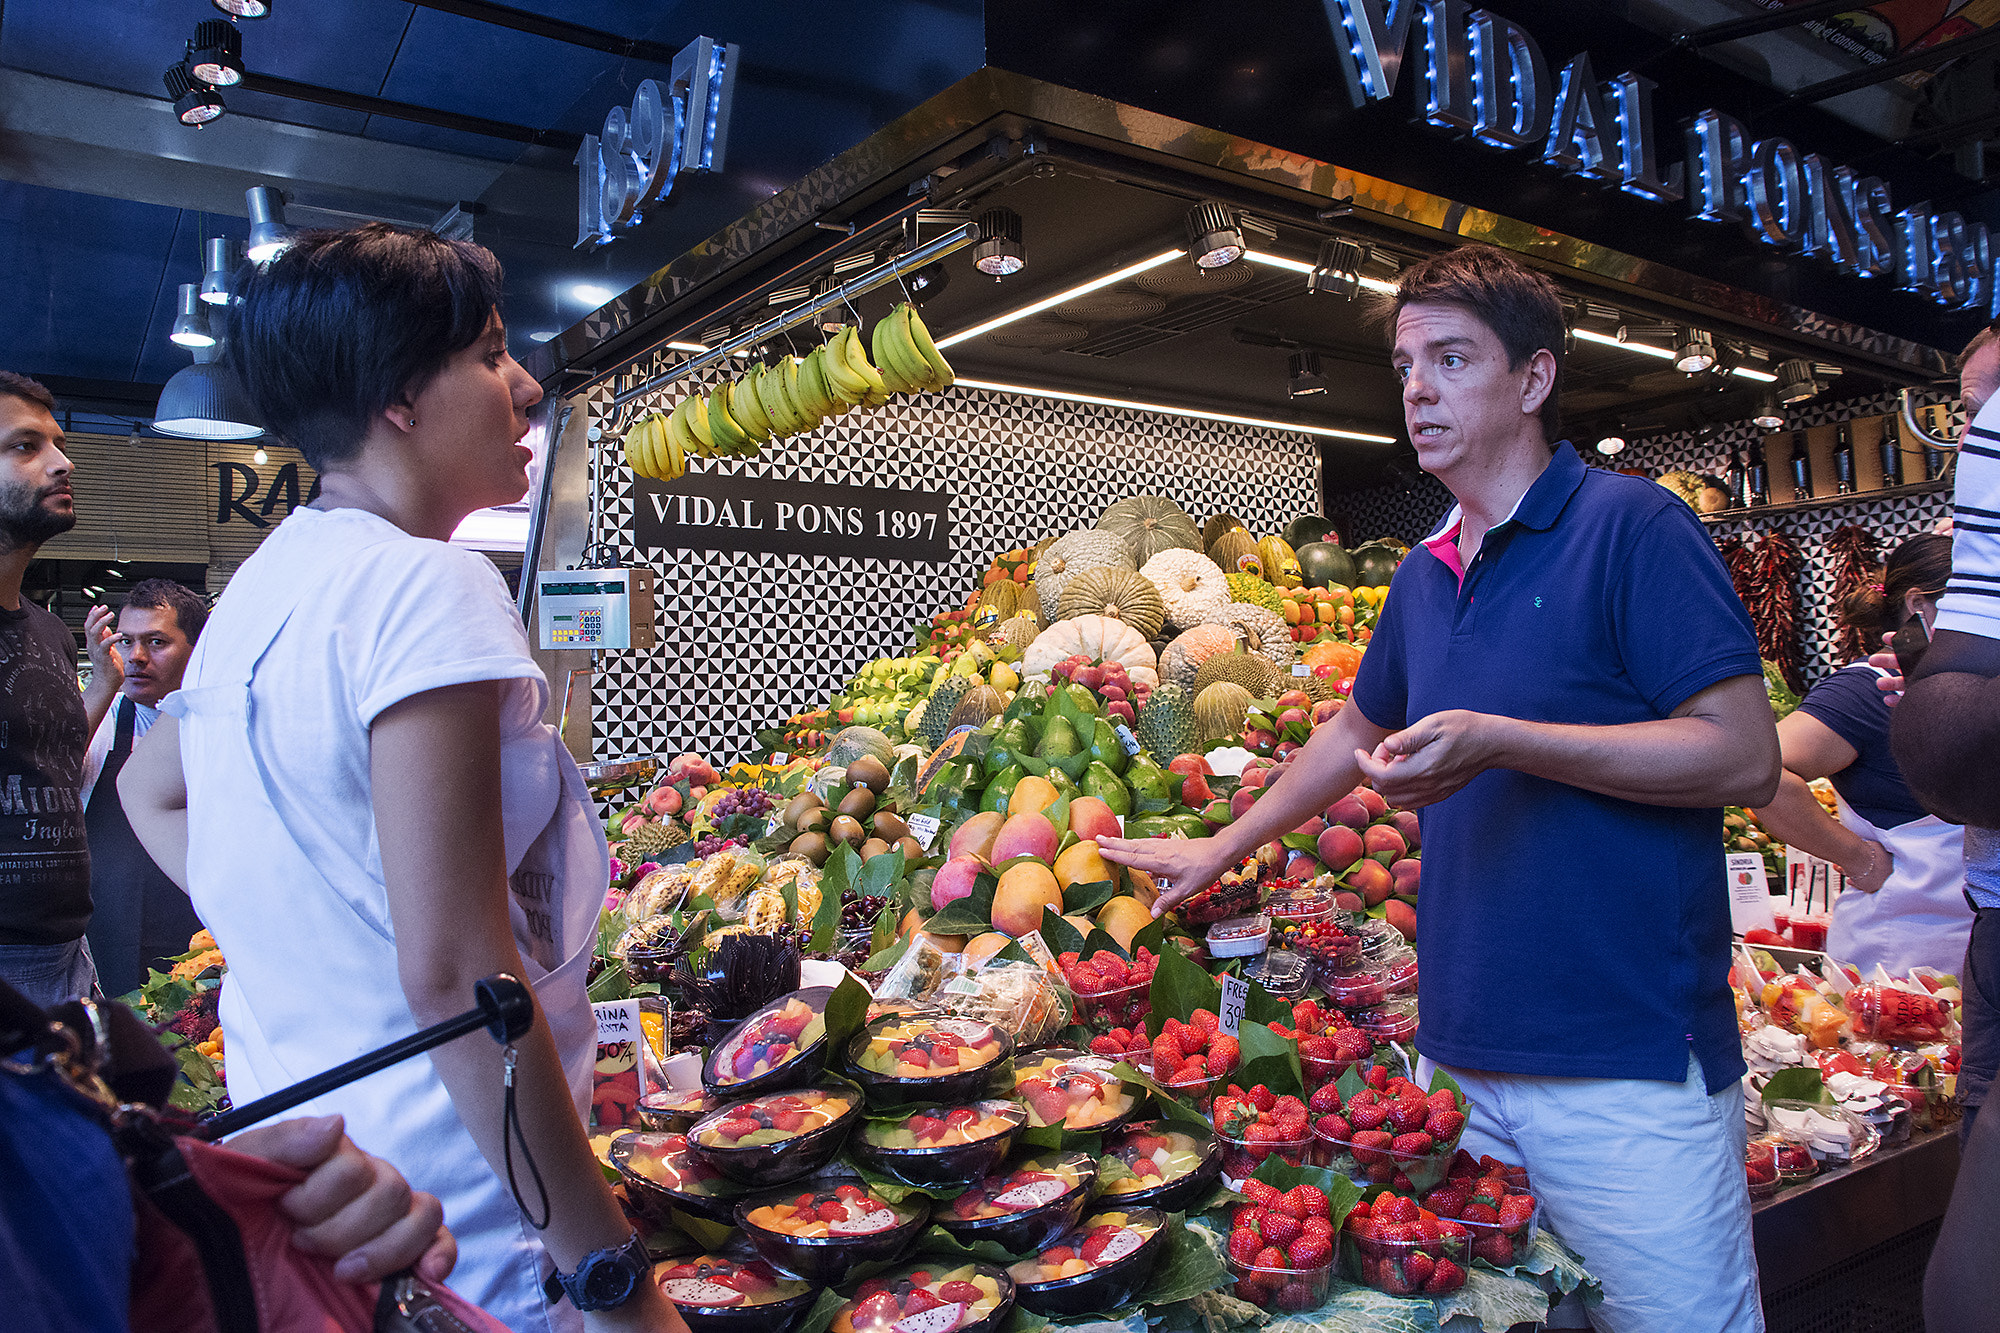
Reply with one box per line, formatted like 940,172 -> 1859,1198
1351,541 -> 1403,588
827,726 -> 896,769
1296,541 -> 1357,589
1283,514 -> 1338,549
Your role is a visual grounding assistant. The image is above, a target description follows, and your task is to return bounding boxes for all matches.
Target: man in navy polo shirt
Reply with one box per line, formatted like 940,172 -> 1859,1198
1102,245 -> 1780,1332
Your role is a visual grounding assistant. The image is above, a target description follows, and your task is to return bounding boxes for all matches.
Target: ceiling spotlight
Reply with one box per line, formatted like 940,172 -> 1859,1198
244,185 -> 292,262
1776,358 -> 1820,405
1306,238 -> 1366,300
1674,329 -> 1716,374
1288,350 -> 1328,398
200,237 -> 244,306
1185,201 -> 1245,269
164,62 -> 224,127
972,208 -> 1026,277
188,20 -> 244,87
906,261 -> 950,304
570,282 -> 615,306
170,284 -> 215,349
1596,434 -> 1627,456
1752,393 -> 1786,431
212,0 -> 271,15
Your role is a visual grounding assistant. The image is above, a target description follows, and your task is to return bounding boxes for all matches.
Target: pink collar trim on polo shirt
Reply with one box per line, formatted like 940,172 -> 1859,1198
1422,515 -> 1466,585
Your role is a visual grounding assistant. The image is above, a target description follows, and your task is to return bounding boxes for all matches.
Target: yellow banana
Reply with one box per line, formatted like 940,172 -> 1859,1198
780,356 -> 825,429
641,412 -> 671,479
623,417 -> 650,479
840,324 -> 890,397
820,329 -> 871,403
686,393 -> 715,457
728,374 -> 774,443
707,382 -> 749,455
796,347 -> 837,418
756,360 -> 807,436
904,304 -> 955,389
664,398 -> 695,469
871,313 -> 922,394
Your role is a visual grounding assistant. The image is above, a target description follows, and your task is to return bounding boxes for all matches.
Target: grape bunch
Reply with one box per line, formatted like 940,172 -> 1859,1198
711,787 -> 774,819
692,834 -> 748,859
840,890 -> 888,931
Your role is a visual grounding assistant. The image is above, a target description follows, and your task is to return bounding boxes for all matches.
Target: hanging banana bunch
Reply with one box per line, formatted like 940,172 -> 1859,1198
620,303 -> 955,481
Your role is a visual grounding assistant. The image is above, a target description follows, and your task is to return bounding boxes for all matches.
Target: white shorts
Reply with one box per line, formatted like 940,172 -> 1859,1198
1425,1052 -> 1764,1333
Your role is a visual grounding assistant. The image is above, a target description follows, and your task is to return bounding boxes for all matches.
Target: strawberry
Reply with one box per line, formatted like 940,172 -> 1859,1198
1247,1084 -> 1277,1112
1298,1034 -> 1337,1062
1293,999 -> 1324,1030
1227,1227 -> 1263,1265
1152,1033 -> 1187,1069
1401,1252 -> 1435,1289
1207,1035 -> 1240,1074
1385,1099 -> 1429,1134
1043,1245 -> 1076,1264
1472,1234 -> 1517,1266
1373,1193 -> 1419,1225
902,1289 -> 944,1315
1057,952 -> 1080,971
1285,1184 -> 1331,1218
1254,1245 -> 1288,1270
1244,1122 -> 1283,1150
1377,1260 -> 1416,1296
1260,1213 -> 1303,1246
1089,1034 -> 1125,1056
1461,1203 -> 1500,1225
1218,1101 -> 1261,1138
1189,1008 -> 1220,1037
939,1281 -> 985,1304
1424,1186 -> 1470,1219
1301,1215 -> 1335,1241
1469,1177 -> 1507,1209
1391,1171 -> 1415,1193
1232,1204 -> 1267,1230
1069,969 -> 1109,997
1241,1179 -> 1283,1207
1314,1113 -> 1352,1141
1277,1278 -> 1320,1312
1347,1102 -> 1389,1131
1273,1108 -> 1310,1139
1094,952 -> 1131,986
1391,1132 -> 1434,1159
1428,1088 -> 1460,1115
1350,1129 -> 1394,1166
1175,1055 -> 1210,1082
1447,1149 -> 1481,1180
1287,1234 -> 1332,1269
1438,1220 -> 1470,1242
1365,1067 -> 1390,1091
1498,1195 -> 1537,1231
1308,1083 -> 1344,1114
1425,1110 -> 1467,1141
716,1117 -> 761,1142
1424,1259 -> 1466,1293
1333,1030 -> 1375,1060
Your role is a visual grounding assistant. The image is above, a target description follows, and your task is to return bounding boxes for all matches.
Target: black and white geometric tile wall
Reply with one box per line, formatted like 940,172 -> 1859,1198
576,375 -> 1322,763
1338,390 -> 1957,689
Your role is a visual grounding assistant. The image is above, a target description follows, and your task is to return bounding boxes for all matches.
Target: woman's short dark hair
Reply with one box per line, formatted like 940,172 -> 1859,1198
1837,532 -> 1953,645
228,223 -> 504,470
1386,244 -> 1567,442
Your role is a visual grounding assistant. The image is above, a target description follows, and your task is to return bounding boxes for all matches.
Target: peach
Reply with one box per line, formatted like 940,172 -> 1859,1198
1391,857 -> 1421,898
1347,859 -> 1394,907
1167,754 -> 1213,777
992,811 -> 1060,865
1283,851 -> 1322,880
1318,824 -> 1363,871
1276,689 -> 1312,710
1238,767 -> 1271,790
931,856 -> 986,911
1392,809 -> 1421,850
949,811 -> 1004,864
1295,816 -> 1328,838
1275,741 -> 1304,761
1277,708 -> 1308,730
1332,889 -> 1365,911
1384,899 -> 1416,943
1229,786 -> 1262,821
1067,797 -> 1123,844
1311,699 -> 1344,726
1363,825 -> 1408,865
1200,798 -> 1234,831
992,862 -> 1063,936
1326,795 -> 1371,831
1008,775 -> 1062,823
963,932 -> 1012,968
1354,787 -> 1389,820
1179,770 -> 1215,805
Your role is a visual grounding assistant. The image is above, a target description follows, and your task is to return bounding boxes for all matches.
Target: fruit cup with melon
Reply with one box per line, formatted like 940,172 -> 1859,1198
653,1256 -> 817,1333
851,1099 -> 1027,1186
1013,1051 -> 1140,1132
1008,1208 -> 1168,1316
608,1130 -> 738,1224
1096,1120 -> 1223,1213
848,1015 -> 1013,1105
737,1179 -> 931,1284
687,1084 -> 860,1187
934,1150 -> 1098,1253
701,990 -> 832,1097
832,1264 -> 1015,1333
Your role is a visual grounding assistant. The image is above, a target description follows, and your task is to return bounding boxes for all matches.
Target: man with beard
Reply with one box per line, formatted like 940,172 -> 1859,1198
0,372 -> 96,1006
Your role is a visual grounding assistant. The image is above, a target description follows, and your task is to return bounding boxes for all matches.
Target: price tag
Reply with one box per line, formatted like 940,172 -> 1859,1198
765,813 -> 785,837
943,974 -> 984,995
1114,723 -> 1142,757
1291,663 -> 1312,677
770,752 -> 789,766
907,813 -> 941,851
1016,929 -> 1059,977
1218,974 -> 1249,1037
1725,851 -> 1776,934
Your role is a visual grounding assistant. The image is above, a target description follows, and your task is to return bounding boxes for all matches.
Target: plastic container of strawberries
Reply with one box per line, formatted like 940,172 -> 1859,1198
1072,976 -> 1152,1033
1227,1254 -> 1336,1313
1340,1225 -> 1469,1297
1429,1190 -> 1540,1268
1308,1128 -> 1452,1192
1744,1138 -> 1782,1199
1216,1127 -> 1314,1191
1132,1054 -> 1223,1114
1262,881 -> 1342,930
1319,956 -> 1418,1009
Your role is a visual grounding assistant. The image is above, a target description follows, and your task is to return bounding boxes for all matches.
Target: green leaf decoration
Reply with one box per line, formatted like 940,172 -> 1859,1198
1040,910 -> 1088,959
1247,1156 -> 1362,1231
842,1159 -> 961,1204
1148,939 -> 1222,1038
1130,1214 -> 1228,1306
1130,916 -> 1166,959
1082,927 -> 1129,961
791,1288 -> 853,1333
995,938 -> 1037,969
863,935 -> 914,973
1110,1061 -> 1214,1135
1242,980 -> 1291,1028
587,959 -> 630,1003
1431,1266 -> 1556,1332
823,974 -> 873,1054
1508,1231 -> 1600,1302
1279,833 -> 1319,854
915,1223 -> 1028,1265
666,1206 -> 734,1252
926,898 -> 994,936
1063,879 -> 1120,915
1334,1063 -> 1367,1104
1094,1153 -> 1138,1189
861,848 -> 908,897
1233,1020 -> 1305,1100
1761,1066 -> 1830,1106
871,899 -> 900,954
1001,1308 -> 1053,1333
1261,1282 -> 1439,1333
815,846 -> 861,953
1166,1288 -> 1271,1333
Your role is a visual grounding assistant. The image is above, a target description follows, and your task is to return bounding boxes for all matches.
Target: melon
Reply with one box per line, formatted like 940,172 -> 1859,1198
1098,496 -> 1203,566
1193,682 -> 1254,743
827,726 -> 896,770
1256,535 -> 1302,588
1202,512 -> 1246,548
948,683 -> 1007,732
1283,514 -> 1338,549
1158,623 -> 1247,694
1296,541 -> 1358,589
1055,567 -> 1167,641
1351,540 -> 1404,588
1034,529 -> 1135,622
1206,528 -> 1262,576
977,579 -> 1030,621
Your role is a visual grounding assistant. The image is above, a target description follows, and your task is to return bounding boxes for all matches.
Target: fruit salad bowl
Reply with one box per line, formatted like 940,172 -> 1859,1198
687,1082 -> 861,1187
847,1014 -> 1014,1107
933,1151 -> 1098,1254
1012,1051 -> 1141,1133
736,1178 -> 929,1284
653,1255 -> 819,1333
635,1086 -> 714,1134
703,988 -> 835,1099
830,1263 -> 1015,1333
607,1130 -> 740,1224
850,1100 -> 1028,1187
1095,1121 -> 1223,1213
1007,1208 -> 1167,1316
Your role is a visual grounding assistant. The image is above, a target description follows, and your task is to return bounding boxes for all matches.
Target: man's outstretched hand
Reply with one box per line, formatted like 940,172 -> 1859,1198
1096,835 -> 1230,918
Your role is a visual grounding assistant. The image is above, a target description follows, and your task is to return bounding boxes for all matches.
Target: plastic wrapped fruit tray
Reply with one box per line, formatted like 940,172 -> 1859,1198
1013,1051 -> 1141,1133
736,1179 -> 929,1285
849,1100 -> 1027,1187
686,1083 -> 861,1187
933,1151 -> 1098,1255
848,1013 -> 1014,1108
1007,1208 -> 1168,1316
702,988 -> 834,1098
1094,1122 -> 1223,1215
653,1255 -> 819,1333
830,1263 -> 1015,1333
608,1130 -> 740,1225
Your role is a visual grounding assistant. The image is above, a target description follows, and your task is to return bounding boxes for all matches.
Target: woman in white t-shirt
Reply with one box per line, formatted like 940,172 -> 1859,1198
118,225 -> 683,1333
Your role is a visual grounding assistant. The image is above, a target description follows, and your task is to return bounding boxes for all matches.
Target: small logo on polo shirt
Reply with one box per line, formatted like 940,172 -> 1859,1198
1534,596 -> 1543,608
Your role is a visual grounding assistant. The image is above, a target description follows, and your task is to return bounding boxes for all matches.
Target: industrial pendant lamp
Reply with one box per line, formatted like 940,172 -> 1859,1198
1776,359 -> 1820,405
187,20 -> 244,87
1185,202 -> 1245,269
169,284 -> 215,349
154,344 -> 264,440
1674,329 -> 1717,374
200,237 -> 244,306
212,0 -> 270,14
245,185 -> 292,263
1752,393 -> 1786,430
1287,350 -> 1327,398
164,62 -> 225,126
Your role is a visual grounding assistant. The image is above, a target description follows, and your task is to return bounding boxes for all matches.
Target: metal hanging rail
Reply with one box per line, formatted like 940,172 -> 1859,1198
607,220 -> 981,419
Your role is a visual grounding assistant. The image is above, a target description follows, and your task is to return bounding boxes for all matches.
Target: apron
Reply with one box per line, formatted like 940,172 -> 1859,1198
166,533 -> 605,1333
82,697 -> 204,998
1824,667 -> 1973,977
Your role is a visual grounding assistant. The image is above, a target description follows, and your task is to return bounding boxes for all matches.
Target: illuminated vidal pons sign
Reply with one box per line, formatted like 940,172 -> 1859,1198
1324,0 -> 1996,314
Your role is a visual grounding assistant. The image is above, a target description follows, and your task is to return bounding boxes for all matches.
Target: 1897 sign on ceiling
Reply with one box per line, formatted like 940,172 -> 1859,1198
631,471 -> 952,563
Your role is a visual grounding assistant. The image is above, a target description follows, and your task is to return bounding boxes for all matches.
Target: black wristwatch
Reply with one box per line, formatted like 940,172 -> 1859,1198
548,1230 -> 650,1311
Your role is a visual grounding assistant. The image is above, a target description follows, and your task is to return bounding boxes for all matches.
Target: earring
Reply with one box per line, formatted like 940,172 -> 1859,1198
408,417 -> 417,427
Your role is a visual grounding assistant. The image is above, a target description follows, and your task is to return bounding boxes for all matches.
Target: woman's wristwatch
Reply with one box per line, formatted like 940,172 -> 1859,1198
548,1231 -> 650,1311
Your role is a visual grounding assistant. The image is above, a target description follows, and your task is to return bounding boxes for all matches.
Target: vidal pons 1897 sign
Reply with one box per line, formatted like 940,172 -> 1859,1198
1323,0 -> 1998,314
632,471 -> 952,564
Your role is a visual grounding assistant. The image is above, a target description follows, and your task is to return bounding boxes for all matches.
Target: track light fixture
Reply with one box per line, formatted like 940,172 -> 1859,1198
170,284 -> 215,349
1306,238 -> 1366,300
200,237 -> 244,306
905,261 -> 950,304
1595,435 -> 1627,456
188,20 -> 244,87
1674,329 -> 1716,374
1185,201 -> 1245,269
1753,393 -> 1786,430
164,62 -> 225,126
971,208 -> 1025,277
1288,350 -> 1328,398
1776,358 -> 1820,405
212,0 -> 271,14
245,185 -> 292,263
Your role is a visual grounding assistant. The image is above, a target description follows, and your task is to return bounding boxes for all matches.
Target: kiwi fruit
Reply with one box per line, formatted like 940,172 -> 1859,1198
789,831 -> 830,866
796,806 -> 832,836
828,814 -> 865,848
872,811 -> 909,843
783,793 -> 824,828
836,786 -> 877,820
895,836 -> 926,863
846,754 -> 891,793
859,838 -> 891,862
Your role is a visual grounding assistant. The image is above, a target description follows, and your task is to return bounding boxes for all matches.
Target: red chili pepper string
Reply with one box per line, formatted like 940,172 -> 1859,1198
1826,525 -> 1881,663
1722,530 -> 1804,692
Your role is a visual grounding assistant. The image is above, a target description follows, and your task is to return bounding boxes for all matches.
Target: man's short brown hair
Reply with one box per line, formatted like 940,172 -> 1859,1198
1389,245 -> 1566,442
0,372 -> 57,417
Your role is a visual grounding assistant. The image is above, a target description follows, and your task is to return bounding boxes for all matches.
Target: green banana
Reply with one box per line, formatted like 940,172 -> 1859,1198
706,383 -> 749,455
881,305 -> 937,393
840,324 -> 890,397
686,393 -> 715,456
904,304 -> 955,389
728,374 -> 774,443
780,356 -> 825,429
796,347 -> 838,419
819,330 -> 870,404
755,360 -> 807,436
871,312 -> 923,394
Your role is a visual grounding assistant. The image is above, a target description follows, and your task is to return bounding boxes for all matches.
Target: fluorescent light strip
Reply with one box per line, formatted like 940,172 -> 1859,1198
1571,327 -> 1776,382
667,340 -> 709,353
954,376 -> 1396,443
935,250 -> 1184,349
1244,249 -> 1398,295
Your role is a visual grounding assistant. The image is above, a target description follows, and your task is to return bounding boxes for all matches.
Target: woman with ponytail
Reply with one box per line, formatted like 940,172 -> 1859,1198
1751,532 -> 1971,973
